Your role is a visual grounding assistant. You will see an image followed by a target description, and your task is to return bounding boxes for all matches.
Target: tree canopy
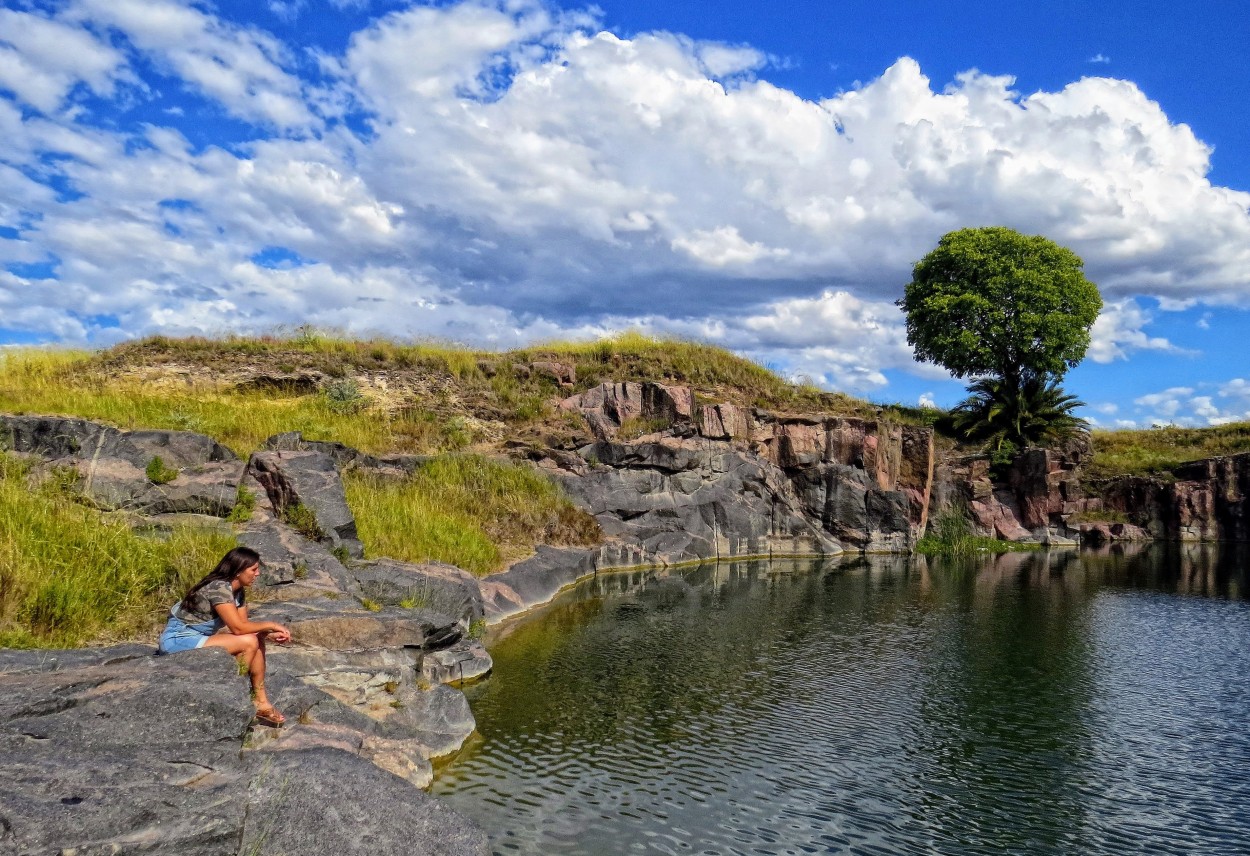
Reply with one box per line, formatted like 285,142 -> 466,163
898,227 -> 1102,393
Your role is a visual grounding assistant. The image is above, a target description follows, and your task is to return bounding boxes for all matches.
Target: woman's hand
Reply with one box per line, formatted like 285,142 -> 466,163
268,624 -> 292,644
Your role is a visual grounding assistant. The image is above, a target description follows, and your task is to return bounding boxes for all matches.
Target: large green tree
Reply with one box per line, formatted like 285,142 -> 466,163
898,227 -> 1102,396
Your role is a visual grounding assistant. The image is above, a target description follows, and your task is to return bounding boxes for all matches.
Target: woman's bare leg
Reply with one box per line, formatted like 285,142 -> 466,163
203,632 -> 270,706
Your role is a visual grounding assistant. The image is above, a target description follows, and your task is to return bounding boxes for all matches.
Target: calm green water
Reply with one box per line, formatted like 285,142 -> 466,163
432,545 -> 1250,855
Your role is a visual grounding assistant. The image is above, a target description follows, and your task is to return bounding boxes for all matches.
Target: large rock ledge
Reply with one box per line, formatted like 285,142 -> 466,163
0,648 -> 488,855
1,414 -> 496,854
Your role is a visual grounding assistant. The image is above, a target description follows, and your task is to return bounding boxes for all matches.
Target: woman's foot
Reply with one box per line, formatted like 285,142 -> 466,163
254,704 -> 286,727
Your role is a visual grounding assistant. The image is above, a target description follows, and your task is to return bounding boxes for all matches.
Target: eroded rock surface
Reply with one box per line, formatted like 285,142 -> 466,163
250,450 -> 366,558
0,650 -> 489,855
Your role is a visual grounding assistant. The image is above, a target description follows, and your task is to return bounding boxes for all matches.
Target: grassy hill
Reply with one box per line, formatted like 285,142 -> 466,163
0,330 -> 938,458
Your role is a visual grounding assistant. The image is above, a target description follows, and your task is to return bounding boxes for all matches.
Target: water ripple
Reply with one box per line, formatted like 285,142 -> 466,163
432,549 -> 1250,855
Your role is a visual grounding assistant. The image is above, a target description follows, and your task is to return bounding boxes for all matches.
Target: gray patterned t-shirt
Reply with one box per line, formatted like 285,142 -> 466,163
173,579 -> 244,624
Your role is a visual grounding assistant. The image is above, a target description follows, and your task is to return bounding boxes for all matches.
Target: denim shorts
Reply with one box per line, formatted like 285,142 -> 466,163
158,611 -> 223,654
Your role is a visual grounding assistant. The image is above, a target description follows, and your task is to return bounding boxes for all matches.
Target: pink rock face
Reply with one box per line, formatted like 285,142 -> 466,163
560,382 -> 696,440
697,403 -> 752,440
969,493 -> 1032,541
650,384 -> 693,420
900,427 -> 935,535
1173,481 -> 1218,540
775,422 -> 825,469
1100,451 -> 1250,541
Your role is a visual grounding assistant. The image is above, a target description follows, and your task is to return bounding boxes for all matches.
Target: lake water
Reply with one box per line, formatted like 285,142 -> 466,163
432,545 -> 1250,855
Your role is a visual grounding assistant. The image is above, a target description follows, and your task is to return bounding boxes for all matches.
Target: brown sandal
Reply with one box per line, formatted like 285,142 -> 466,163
254,705 -> 286,727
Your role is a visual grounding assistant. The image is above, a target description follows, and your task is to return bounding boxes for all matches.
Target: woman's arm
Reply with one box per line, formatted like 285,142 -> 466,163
213,602 -> 291,642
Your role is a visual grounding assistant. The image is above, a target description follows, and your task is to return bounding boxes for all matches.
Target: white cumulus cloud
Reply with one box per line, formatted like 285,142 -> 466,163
0,0 -> 1247,408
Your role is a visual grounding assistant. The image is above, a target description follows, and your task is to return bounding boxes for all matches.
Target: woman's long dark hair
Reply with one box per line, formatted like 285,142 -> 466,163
180,546 -> 261,612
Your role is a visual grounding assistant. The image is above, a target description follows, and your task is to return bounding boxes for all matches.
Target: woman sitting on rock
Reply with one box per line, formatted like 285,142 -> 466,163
158,546 -> 292,726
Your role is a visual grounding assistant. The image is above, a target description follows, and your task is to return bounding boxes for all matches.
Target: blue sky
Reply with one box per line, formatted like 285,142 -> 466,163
1,0 -> 1249,428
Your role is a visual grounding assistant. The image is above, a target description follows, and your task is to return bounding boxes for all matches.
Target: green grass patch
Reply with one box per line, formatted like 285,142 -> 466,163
0,348 -> 472,456
1090,422 -> 1250,478
0,454 -> 237,648
344,455 -> 601,576
915,513 -> 1042,556
144,455 -> 178,484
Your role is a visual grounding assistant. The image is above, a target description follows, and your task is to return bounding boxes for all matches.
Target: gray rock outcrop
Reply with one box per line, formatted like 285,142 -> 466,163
0,648 -> 488,855
250,449 -> 366,558
0,414 -> 244,516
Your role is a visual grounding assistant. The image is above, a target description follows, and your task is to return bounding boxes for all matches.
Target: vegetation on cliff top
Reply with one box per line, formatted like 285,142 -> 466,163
0,331 -> 935,457
1088,422 -> 1250,478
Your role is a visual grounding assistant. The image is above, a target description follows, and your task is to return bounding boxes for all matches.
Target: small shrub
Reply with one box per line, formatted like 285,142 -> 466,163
227,485 -> 256,523
330,544 -> 352,564
383,680 -> 399,694
292,561 -> 308,580
467,617 -> 487,640
616,416 -> 672,440
322,378 -> 365,414
360,597 -> 382,612
145,456 -> 178,485
283,502 -> 322,539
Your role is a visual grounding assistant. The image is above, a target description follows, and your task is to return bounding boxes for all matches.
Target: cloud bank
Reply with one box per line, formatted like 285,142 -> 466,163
2,0 -> 1249,396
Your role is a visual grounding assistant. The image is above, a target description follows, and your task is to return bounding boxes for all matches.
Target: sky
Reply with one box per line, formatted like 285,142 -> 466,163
1,0 -> 1249,428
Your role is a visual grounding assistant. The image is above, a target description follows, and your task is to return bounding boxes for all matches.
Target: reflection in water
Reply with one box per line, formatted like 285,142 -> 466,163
432,546 -> 1250,855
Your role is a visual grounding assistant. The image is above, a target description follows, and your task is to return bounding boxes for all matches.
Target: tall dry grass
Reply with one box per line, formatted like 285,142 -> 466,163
345,455 -> 600,576
0,455 -> 237,648
0,348 -> 466,455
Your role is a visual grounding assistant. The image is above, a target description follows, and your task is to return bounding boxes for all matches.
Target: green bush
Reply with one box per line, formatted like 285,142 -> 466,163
144,456 -> 178,484
227,484 -> 256,522
322,378 -> 365,414
283,502 -> 322,539
914,512 -> 1041,556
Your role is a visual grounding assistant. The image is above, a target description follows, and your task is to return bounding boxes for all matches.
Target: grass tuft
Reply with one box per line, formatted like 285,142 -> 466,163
145,456 -> 178,485
915,513 -> 1041,556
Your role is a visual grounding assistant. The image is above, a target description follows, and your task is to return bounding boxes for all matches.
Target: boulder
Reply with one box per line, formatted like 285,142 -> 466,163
0,414 -> 142,465
241,517 -> 362,596
124,429 -> 237,467
529,360 -> 576,386
255,597 -> 463,651
263,431 -> 425,476
350,558 -> 485,625
249,450 -> 365,558
421,639 -> 493,685
1,416 -> 247,517
0,648 -> 489,855
71,456 -> 246,516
